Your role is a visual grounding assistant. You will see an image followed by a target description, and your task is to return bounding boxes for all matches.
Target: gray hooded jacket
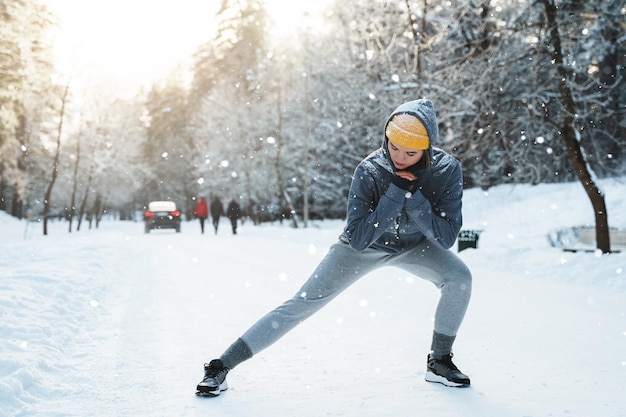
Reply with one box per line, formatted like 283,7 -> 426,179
339,99 -> 463,252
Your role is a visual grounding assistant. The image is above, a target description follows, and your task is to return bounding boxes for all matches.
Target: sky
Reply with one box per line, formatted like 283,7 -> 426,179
1,177 -> 626,416
44,0 -> 219,99
44,0 -> 332,100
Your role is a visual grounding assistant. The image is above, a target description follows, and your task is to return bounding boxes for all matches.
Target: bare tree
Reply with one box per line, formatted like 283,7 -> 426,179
539,0 -> 611,252
43,83 -> 69,235
68,111 -> 83,232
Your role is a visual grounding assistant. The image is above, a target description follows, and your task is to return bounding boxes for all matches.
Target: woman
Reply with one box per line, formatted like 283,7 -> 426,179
197,99 -> 472,396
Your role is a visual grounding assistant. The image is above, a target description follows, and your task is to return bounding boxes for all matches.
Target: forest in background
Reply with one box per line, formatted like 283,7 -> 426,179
1,0 -> 624,231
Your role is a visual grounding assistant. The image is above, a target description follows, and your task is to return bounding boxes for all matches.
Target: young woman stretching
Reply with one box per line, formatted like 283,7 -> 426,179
197,99 -> 472,395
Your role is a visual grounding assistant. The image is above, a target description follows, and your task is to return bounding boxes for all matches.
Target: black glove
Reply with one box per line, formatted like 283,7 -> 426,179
392,175 -> 417,193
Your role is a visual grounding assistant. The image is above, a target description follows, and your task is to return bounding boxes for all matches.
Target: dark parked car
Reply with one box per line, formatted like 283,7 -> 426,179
144,201 -> 181,233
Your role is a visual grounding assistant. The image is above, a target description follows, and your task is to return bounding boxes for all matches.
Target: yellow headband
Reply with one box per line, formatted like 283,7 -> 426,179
385,114 -> 430,150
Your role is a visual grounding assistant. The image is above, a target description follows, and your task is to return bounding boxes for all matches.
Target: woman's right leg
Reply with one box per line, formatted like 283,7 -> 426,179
221,242 -> 384,368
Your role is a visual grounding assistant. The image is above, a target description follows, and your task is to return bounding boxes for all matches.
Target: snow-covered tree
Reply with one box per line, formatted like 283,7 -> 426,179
0,0 -> 57,218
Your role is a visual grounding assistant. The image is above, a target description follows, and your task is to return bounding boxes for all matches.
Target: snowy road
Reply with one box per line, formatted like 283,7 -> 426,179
2,179 -> 626,417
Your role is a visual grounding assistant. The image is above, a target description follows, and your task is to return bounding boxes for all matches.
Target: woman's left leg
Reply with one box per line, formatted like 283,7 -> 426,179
389,240 -> 473,386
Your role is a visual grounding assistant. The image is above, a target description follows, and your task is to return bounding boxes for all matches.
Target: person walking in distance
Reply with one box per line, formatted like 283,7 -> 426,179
194,197 -> 208,234
210,196 -> 223,235
197,99 -> 472,396
226,199 -> 241,235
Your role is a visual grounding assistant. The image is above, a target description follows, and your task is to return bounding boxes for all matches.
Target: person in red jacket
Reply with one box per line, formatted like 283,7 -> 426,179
194,197 -> 209,234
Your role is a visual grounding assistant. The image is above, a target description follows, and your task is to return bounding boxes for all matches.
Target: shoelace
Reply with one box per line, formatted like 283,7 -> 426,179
205,365 -> 228,380
437,355 -> 460,371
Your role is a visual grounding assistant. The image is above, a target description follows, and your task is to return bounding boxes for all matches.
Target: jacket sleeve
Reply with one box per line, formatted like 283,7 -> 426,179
343,163 -> 408,251
404,159 -> 463,249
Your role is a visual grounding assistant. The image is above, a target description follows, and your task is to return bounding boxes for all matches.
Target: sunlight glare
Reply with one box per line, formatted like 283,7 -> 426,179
45,0 -> 218,99
264,0 -> 332,37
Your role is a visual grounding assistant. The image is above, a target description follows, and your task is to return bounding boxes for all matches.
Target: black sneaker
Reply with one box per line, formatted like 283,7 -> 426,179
196,359 -> 229,396
425,353 -> 470,387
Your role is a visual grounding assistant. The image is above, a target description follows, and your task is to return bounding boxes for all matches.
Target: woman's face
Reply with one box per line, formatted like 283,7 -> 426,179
388,140 -> 425,170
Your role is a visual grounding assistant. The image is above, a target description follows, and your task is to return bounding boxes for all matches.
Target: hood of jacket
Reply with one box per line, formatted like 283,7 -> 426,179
382,99 -> 438,173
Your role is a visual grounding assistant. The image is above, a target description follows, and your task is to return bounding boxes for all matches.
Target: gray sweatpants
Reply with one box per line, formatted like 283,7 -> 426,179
240,239 -> 472,356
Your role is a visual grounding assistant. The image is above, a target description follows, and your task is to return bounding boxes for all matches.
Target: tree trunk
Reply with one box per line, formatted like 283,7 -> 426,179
77,171 -> 93,232
89,194 -> 102,230
95,195 -> 104,228
404,0 -> 424,97
275,89 -> 299,228
541,0 -> 611,253
68,125 -> 82,233
302,34 -> 310,228
43,83 -> 69,235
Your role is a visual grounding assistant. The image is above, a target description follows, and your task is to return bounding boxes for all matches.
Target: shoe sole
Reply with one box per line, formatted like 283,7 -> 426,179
196,381 -> 228,396
425,371 -> 470,387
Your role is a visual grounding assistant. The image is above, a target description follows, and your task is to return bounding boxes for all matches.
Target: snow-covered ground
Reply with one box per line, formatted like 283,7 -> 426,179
1,179 -> 625,417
